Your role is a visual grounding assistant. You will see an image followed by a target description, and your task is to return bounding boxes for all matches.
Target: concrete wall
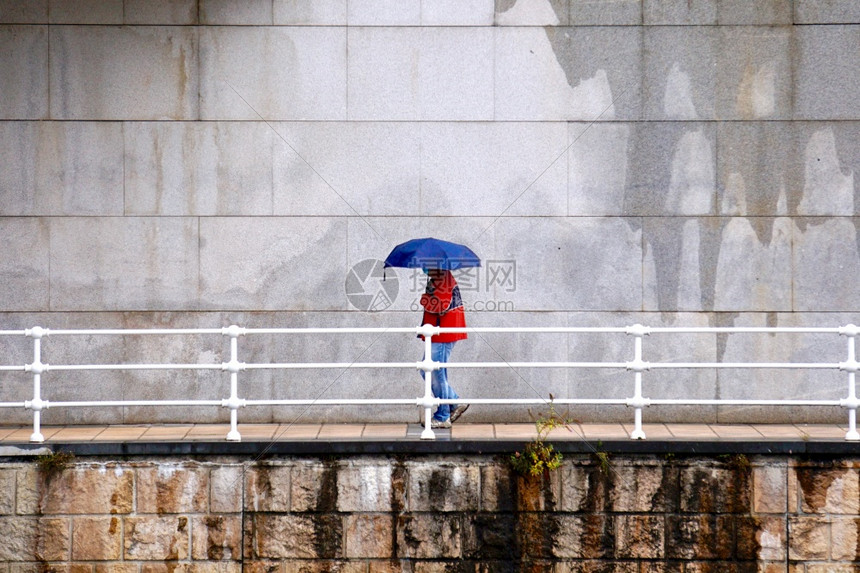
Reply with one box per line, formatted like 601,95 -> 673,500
1,0 -> 860,424
1,453 -> 859,570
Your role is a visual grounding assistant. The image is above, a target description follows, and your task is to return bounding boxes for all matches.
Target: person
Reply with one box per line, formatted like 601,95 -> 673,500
418,267 -> 469,429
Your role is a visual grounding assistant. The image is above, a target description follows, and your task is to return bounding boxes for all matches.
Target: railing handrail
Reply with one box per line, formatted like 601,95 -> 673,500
1,324 -> 858,442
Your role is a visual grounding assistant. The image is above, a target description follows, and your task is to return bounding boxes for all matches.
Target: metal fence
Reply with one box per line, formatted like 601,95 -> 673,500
1,324 -> 859,442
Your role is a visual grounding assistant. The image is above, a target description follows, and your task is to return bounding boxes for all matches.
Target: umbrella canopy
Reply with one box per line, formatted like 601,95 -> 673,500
383,237 -> 480,270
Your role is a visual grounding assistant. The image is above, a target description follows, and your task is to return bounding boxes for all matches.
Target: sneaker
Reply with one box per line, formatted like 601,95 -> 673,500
449,404 -> 470,423
431,419 -> 452,429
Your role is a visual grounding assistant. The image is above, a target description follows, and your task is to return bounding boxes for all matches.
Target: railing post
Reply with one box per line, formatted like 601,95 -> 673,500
417,323 -> 440,440
24,327 -> 48,443
222,325 -> 245,442
840,325 -> 860,441
626,324 -> 650,440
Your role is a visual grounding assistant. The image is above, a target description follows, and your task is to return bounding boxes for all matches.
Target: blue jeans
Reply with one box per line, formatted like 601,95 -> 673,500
421,342 -> 458,421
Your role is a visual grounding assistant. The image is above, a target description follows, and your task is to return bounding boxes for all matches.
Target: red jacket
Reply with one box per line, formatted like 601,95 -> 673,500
419,271 -> 467,343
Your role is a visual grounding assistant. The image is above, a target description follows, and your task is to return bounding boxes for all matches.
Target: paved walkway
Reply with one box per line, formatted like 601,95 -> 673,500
0,422 -> 853,445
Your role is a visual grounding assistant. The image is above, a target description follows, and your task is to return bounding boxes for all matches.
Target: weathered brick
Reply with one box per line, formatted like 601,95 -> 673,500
515,471 -> 561,512
739,515 -> 786,561
830,516 -> 860,561
191,515 -> 242,561
753,464 -> 787,514
94,565 -> 139,573
480,463 -> 515,512
680,465 -> 751,513
124,516 -> 189,560
291,462 -> 335,512
337,462 -> 392,512
17,465 -> 133,515
639,563 -> 683,573
608,464 -> 674,512
667,515 -> 733,559
788,515 -> 830,560
344,514 -> 394,558
241,562 -> 282,573
140,565 -> 242,573
276,563 -> 364,573
368,562 -> 405,573
805,566 -> 859,573
136,464 -> 209,514
0,517 -> 70,561
248,513 -> 342,559
72,516 -> 121,560
796,466 -> 860,514
560,462 -> 606,513
396,513 -> 461,559
0,470 -> 14,514
408,463 -> 480,512
210,465 -> 244,513
552,514 -> 612,558
614,515 -> 665,559
245,464 -> 291,512
463,513 -> 518,561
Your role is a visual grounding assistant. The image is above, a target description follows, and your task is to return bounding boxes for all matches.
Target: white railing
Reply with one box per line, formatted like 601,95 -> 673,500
1,324 -> 859,442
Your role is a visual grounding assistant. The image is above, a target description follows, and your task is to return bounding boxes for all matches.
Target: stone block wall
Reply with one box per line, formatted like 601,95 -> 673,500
1,0 -> 860,425
0,453 -> 858,570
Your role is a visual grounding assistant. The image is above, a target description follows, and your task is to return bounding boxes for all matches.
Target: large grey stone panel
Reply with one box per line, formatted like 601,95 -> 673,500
719,122 -> 860,218
642,217 -> 723,312
49,218 -> 200,311
50,26 -> 198,120
624,123 -> 717,216
125,122 -> 275,216
495,0 -> 569,25
495,27 -> 641,121
794,124 -> 860,216
200,26 -> 346,120
716,313 -> 852,424
794,0 -> 860,23
794,218 -> 860,311
566,312 -> 718,424
273,0 -> 347,25
347,27 -> 493,120
348,0 -> 420,25
0,1 -> 47,22
209,310 -> 423,423
794,26 -> 860,120
569,122 -> 631,216
643,26 -> 716,120
48,0 -> 122,23
0,218 -> 49,312
571,0 -> 641,25
200,0 -> 272,24
420,122 -> 568,216
715,26 -> 792,120
643,0 -> 716,25
124,0 -> 198,25
716,122 -> 800,216
712,218 -> 793,312
717,0 -> 791,25
422,0 -> 494,25
199,217 -> 347,311
71,313 -> 221,425
0,122 -> 124,216
493,217 -> 642,312
0,26 -> 48,119
272,122 -> 420,216
463,312 -> 569,423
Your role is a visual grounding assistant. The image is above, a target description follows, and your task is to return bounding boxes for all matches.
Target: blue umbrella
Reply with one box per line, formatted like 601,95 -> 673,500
384,237 -> 481,270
